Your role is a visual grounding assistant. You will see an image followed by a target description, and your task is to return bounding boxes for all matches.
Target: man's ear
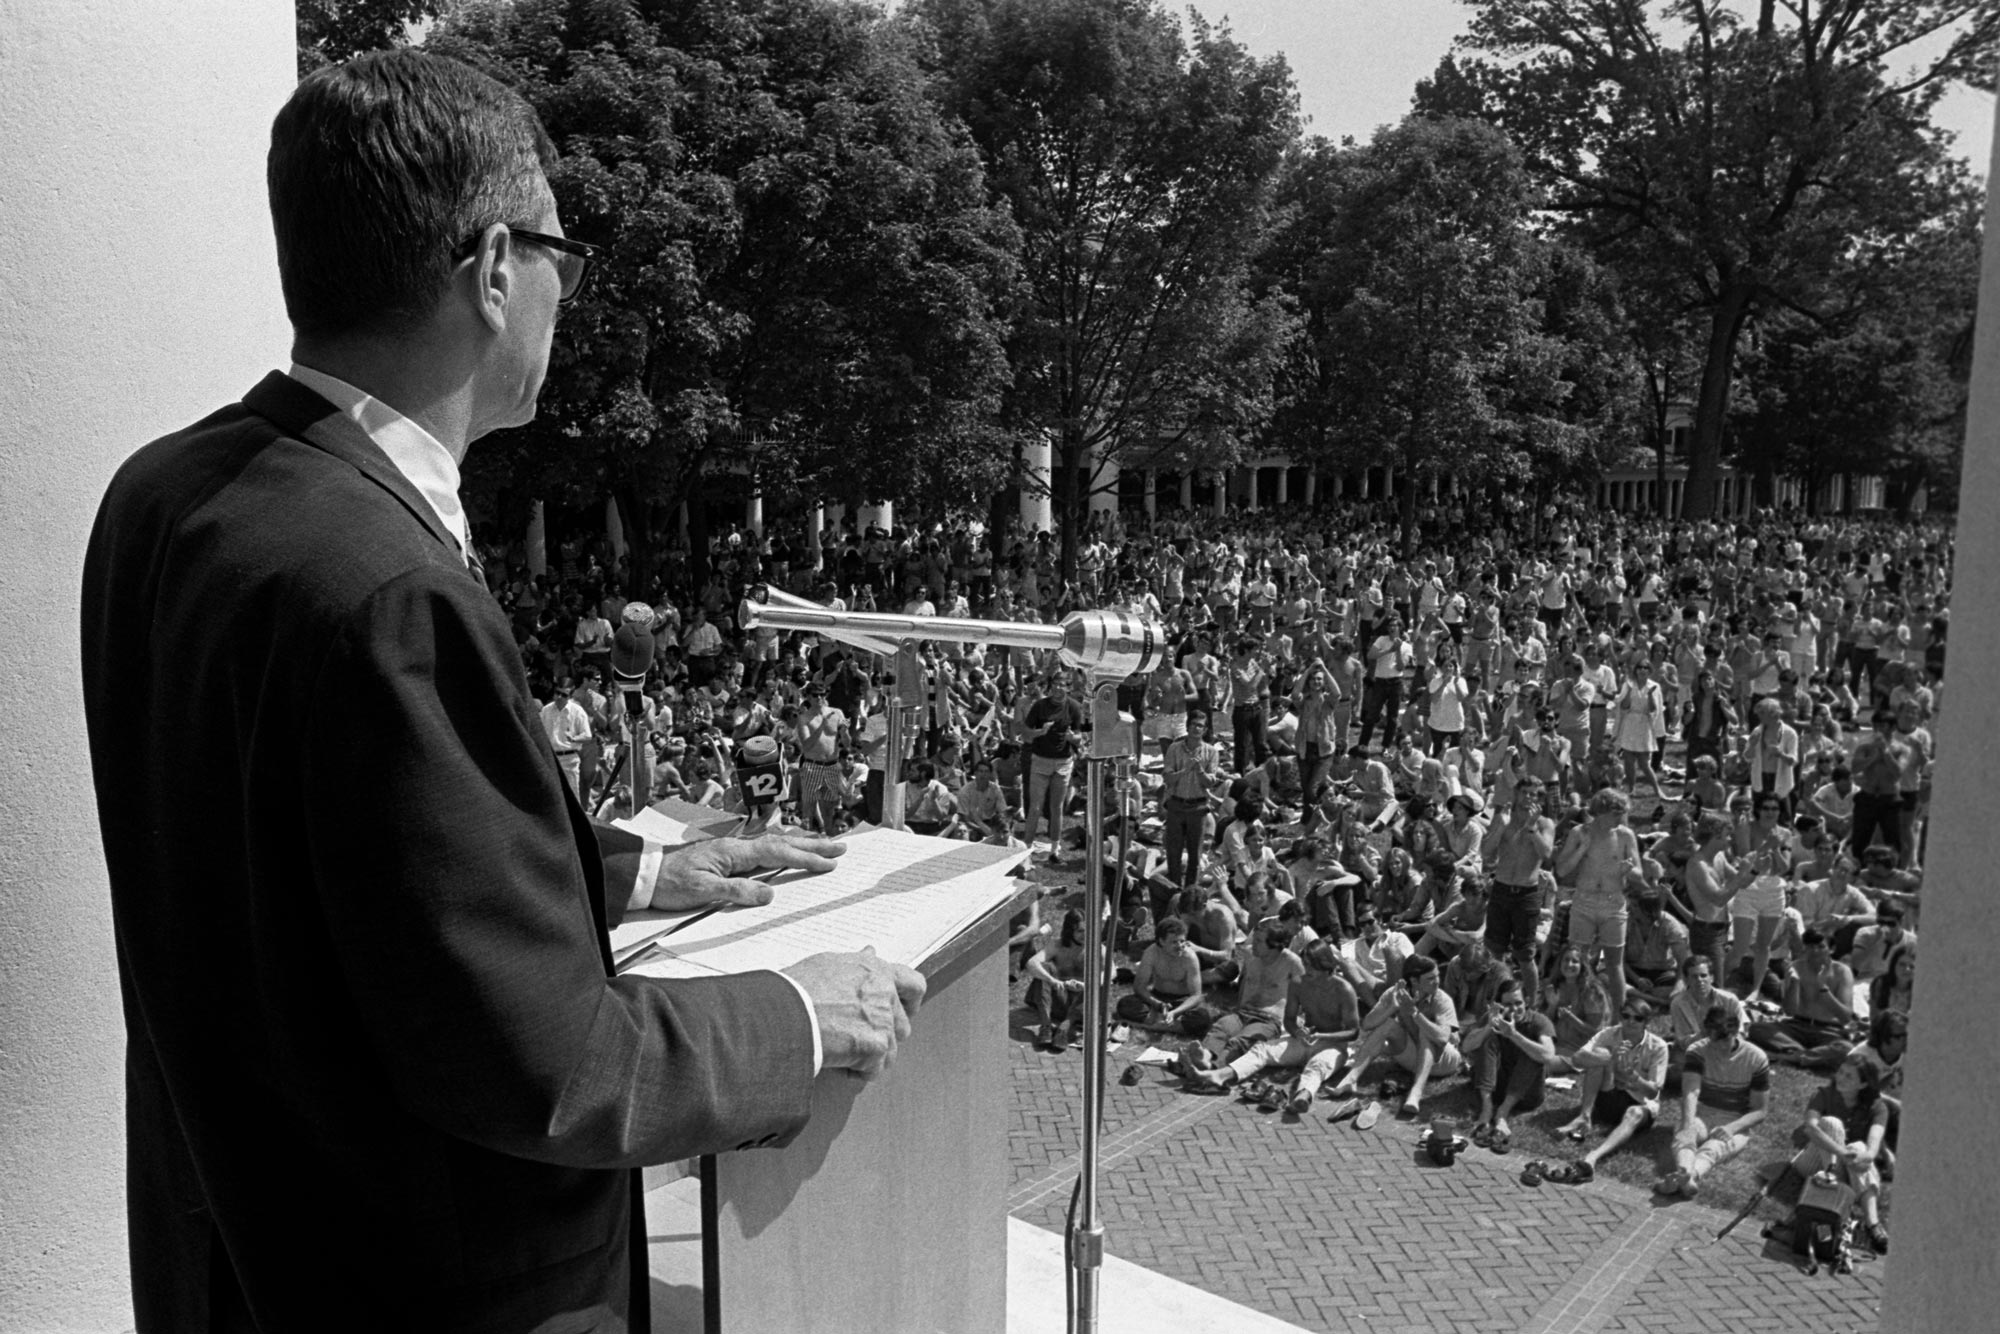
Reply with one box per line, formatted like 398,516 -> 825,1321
468,223 -> 516,335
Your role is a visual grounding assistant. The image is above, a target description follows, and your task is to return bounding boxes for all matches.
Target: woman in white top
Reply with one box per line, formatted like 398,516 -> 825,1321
1613,659 -> 1666,797
1740,697 -> 1801,815
1727,791 -> 1796,997
1426,642 -> 1472,759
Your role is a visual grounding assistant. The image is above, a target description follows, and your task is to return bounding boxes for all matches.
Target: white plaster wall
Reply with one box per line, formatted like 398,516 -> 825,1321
1880,91 -> 2000,1330
0,2 -> 295,1328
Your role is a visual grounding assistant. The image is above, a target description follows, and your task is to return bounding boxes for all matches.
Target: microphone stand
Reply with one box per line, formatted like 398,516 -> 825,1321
739,588 -> 1160,1332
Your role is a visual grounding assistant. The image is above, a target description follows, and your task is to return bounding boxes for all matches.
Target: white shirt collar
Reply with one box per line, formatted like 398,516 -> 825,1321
287,363 -> 469,561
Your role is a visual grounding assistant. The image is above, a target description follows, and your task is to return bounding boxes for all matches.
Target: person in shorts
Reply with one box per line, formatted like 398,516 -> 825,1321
1548,998 -> 1668,1184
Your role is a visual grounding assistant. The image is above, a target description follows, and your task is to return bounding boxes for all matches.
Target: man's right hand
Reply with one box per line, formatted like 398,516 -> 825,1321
783,948 -> 927,1080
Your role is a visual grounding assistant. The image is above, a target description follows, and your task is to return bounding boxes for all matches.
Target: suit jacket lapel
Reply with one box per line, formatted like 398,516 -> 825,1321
241,371 -> 463,563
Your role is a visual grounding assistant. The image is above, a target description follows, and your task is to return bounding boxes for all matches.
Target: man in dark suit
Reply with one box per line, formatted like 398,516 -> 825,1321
80,51 -> 922,1333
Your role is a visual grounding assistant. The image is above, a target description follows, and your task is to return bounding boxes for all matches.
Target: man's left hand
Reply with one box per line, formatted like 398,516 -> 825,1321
650,832 -> 846,911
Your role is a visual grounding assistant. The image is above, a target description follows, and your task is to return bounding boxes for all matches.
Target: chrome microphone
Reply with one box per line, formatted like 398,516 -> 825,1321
739,587 -> 1166,678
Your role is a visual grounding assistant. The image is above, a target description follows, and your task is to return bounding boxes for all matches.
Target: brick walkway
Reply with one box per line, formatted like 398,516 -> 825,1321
1006,1025 -> 1885,1334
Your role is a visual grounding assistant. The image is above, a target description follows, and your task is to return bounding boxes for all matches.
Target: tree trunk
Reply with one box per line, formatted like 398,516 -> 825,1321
1056,430 -> 1084,587
1397,467 -> 1418,557
687,491 -> 711,592
614,481 -> 654,600
1682,283 -> 1755,520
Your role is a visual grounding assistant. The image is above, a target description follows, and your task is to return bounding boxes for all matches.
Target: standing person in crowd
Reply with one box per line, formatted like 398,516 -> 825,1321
1021,672 -> 1085,863
1161,706 -> 1226,892
80,50 -> 923,1331
1481,778 -> 1556,1005
1555,789 -> 1644,1019
1356,614 -> 1413,754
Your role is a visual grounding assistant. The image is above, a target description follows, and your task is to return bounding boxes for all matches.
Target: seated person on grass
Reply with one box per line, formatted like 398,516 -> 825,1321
1185,920 -> 1305,1070
1172,881 -> 1244,987
1750,928 -> 1856,1069
1623,880 -> 1690,1009
1412,876 -> 1492,961
1128,915 -> 1203,1029
1025,909 -> 1087,1050
1323,954 -> 1463,1118
1665,954 -> 1742,1074
1186,940 -> 1361,1112
1337,905 -> 1413,1010
1465,975 -> 1556,1153
1846,899 -> 1915,991
1547,998 -> 1669,1185
1786,1053 -> 1897,1255
1297,838 -> 1364,943
1655,1003 -> 1771,1199
1443,935 -> 1512,1021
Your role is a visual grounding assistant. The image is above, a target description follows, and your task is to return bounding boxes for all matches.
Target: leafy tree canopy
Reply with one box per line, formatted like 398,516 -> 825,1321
1419,0 -> 1997,517
911,0 -> 1299,576
431,0 -> 1022,588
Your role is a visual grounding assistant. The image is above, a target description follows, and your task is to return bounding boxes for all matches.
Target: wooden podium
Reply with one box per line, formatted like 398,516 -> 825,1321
692,886 -> 1032,1333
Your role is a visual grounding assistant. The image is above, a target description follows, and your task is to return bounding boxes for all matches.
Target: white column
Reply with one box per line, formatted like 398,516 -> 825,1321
525,499 -> 548,577
1020,435 -> 1053,531
806,505 -> 825,571
1213,470 -> 1228,516
1244,467 -> 1259,512
0,3 -> 295,1326
1332,473 -> 1345,501
605,496 -> 627,560
745,483 -> 763,538
676,500 -> 691,545
1384,466 -> 1396,499
859,501 -> 894,533
1142,469 -> 1157,519
1304,472 -> 1317,505
1275,466 -> 1288,505
1883,111 -> 2000,1328
1178,472 -> 1193,510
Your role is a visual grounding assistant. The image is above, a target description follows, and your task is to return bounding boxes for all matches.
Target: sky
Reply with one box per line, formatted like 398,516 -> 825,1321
1181,0 -> 1997,175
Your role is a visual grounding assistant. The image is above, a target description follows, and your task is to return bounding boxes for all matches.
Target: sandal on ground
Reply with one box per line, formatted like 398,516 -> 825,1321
1489,1129 -> 1512,1155
1354,1100 -> 1382,1131
1544,1161 -> 1594,1185
1325,1097 -> 1363,1124
1520,1160 -> 1546,1187
1868,1223 -> 1890,1254
1471,1123 -> 1493,1148
1257,1084 -> 1287,1112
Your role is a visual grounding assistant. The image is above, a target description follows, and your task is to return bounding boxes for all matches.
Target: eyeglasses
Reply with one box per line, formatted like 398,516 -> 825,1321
456,225 -> 598,303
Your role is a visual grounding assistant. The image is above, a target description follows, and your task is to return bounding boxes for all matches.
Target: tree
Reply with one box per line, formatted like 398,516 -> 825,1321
435,0 -> 1021,591
912,0 -> 1299,578
297,0 -> 449,73
1735,196 -> 1981,512
1420,0 -> 1999,517
1260,117 -> 1611,551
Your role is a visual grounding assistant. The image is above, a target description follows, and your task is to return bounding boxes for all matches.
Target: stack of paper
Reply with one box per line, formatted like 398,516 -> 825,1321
609,803 -> 1028,980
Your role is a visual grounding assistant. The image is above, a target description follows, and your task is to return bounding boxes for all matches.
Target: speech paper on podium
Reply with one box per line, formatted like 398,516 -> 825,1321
622,827 -> 1028,981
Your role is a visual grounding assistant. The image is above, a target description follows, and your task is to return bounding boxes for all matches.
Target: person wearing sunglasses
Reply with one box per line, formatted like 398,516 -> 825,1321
82,50 -> 920,1331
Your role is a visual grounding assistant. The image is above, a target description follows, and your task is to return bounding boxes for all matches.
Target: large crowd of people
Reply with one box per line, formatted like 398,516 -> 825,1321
490,491 -> 1946,1262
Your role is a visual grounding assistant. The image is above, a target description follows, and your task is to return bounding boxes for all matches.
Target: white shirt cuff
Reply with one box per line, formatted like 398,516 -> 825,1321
772,970 -> 824,1076
629,841 -> 664,915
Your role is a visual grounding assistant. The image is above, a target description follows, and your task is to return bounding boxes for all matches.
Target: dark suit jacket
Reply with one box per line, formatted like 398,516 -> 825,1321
82,373 -> 816,1332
